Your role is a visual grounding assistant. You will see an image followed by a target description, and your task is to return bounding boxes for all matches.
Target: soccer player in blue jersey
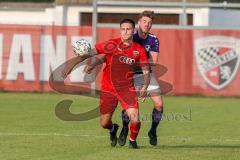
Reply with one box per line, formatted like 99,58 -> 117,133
118,10 -> 163,146
84,10 -> 163,146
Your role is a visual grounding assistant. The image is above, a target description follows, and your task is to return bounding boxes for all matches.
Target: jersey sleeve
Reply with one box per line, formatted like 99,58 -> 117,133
94,41 -> 106,55
95,39 -> 117,55
149,37 -> 160,53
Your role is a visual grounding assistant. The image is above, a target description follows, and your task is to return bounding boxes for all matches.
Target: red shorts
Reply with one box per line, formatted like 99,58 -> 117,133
99,88 -> 139,115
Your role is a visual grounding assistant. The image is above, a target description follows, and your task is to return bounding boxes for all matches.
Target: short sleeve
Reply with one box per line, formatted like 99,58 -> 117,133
95,41 -> 105,55
149,37 -> 160,53
95,39 -> 118,55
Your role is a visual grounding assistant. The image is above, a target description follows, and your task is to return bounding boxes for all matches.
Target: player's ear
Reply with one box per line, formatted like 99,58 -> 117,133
149,23 -> 152,29
137,21 -> 140,29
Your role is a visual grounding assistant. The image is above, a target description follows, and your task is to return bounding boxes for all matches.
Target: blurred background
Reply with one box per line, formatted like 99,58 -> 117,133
0,1 -> 240,160
0,0 -> 240,96
1,0 -> 240,26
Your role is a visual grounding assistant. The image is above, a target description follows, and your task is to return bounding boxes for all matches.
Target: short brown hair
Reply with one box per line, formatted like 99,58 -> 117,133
120,19 -> 135,28
139,10 -> 154,20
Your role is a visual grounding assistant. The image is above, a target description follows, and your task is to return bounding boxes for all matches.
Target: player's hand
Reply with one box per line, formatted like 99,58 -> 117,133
83,65 -> 94,74
139,85 -> 148,102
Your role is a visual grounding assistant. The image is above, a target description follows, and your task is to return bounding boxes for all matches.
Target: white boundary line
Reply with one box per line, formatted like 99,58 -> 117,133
0,132 -> 184,140
0,132 -> 239,142
0,132 -> 107,138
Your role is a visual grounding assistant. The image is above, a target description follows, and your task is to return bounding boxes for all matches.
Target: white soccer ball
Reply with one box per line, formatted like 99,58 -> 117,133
72,39 -> 91,57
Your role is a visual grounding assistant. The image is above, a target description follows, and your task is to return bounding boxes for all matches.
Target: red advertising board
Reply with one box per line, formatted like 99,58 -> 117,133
0,24 -> 239,96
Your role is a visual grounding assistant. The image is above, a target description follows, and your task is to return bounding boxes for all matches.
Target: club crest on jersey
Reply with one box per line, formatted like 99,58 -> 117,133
133,51 -> 139,58
194,36 -> 240,90
145,45 -> 150,52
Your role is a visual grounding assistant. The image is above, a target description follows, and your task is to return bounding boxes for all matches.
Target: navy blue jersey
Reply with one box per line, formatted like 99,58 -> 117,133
133,32 -> 160,58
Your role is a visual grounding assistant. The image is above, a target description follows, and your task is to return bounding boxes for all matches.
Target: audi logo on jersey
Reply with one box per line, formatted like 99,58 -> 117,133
119,56 -> 136,65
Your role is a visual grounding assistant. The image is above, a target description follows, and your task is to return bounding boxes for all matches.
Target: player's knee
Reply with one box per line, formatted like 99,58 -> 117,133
126,108 -> 139,123
100,120 -> 109,129
101,124 -> 109,129
128,113 -> 139,123
154,100 -> 164,110
100,117 -> 111,129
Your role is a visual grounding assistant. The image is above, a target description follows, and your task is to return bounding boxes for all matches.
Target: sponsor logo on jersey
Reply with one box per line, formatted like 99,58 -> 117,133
119,56 -> 136,65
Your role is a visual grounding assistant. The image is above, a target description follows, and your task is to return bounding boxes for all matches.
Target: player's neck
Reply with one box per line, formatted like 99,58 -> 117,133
138,30 -> 148,39
121,38 -> 133,46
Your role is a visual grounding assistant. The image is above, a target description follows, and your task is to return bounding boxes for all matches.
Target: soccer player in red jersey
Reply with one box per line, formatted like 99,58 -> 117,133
84,11 -> 164,146
62,19 -> 150,149
119,10 -> 164,147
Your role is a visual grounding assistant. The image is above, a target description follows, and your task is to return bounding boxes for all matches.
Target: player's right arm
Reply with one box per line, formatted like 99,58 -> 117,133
62,48 -> 98,78
149,36 -> 160,65
138,47 -> 150,102
62,39 -> 110,78
84,54 -> 106,74
84,39 -> 115,73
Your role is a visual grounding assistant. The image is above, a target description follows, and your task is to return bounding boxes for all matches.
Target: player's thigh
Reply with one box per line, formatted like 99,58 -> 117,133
117,86 -> 138,108
147,74 -> 161,93
150,93 -> 164,109
148,75 -> 164,109
117,88 -> 139,123
99,91 -> 118,115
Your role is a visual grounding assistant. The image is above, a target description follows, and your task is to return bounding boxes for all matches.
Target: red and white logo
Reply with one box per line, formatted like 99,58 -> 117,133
194,36 -> 240,90
133,51 -> 139,58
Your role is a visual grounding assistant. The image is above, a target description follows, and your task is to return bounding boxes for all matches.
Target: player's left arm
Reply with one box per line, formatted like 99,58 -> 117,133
139,48 -> 151,101
149,37 -> 160,65
141,66 -> 150,90
139,65 -> 150,102
149,51 -> 159,65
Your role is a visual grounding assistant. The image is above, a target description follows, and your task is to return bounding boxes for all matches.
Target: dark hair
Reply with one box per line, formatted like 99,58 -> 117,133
139,10 -> 154,20
120,19 -> 135,28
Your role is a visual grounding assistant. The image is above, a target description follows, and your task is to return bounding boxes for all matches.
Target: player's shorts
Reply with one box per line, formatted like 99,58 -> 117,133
133,73 -> 161,94
99,88 -> 139,115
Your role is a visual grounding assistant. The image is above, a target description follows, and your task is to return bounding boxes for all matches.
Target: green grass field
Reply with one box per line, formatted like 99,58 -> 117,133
0,92 -> 239,160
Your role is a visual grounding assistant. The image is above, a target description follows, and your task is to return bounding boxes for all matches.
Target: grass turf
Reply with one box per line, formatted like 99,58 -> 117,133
0,92 -> 239,160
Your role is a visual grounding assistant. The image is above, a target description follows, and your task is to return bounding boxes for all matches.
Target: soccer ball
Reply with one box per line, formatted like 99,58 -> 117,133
72,39 -> 91,57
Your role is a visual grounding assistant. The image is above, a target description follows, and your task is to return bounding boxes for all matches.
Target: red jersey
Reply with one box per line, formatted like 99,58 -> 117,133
95,38 -> 148,93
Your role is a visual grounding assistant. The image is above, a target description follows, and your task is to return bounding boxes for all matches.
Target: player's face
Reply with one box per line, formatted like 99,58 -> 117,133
120,22 -> 134,42
138,16 -> 152,34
